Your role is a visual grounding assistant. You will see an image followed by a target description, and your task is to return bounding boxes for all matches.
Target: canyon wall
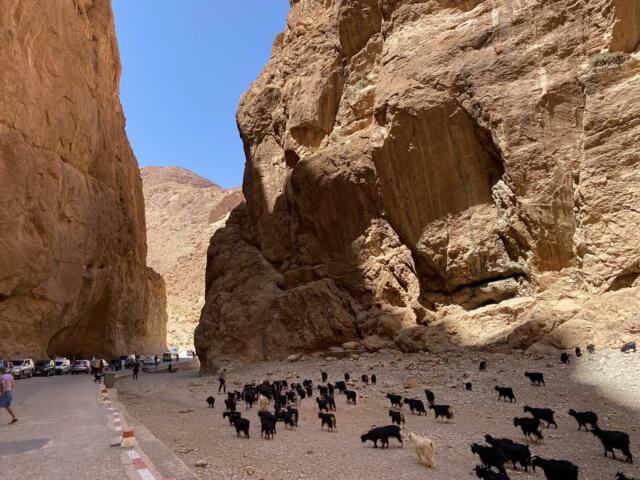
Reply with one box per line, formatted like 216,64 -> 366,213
0,0 -> 166,358
195,0 -> 640,365
142,166 -> 242,351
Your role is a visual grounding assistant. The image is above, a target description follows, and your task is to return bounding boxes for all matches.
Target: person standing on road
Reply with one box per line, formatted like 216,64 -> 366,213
154,355 -> 158,369
217,367 -> 226,393
132,361 -> 140,380
0,366 -> 18,424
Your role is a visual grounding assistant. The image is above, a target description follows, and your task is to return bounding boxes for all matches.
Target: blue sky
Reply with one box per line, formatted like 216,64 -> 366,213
112,1 -> 290,188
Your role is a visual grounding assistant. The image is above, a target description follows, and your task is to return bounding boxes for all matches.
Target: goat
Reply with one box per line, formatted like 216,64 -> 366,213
316,397 -> 329,412
568,409 -> 598,431
531,456 -> 578,480
224,397 -> 237,412
258,394 -> 269,411
277,409 -> 297,429
360,425 -> 403,449
587,343 -> 596,353
560,352 -> 570,364
318,412 -> 336,431
244,390 -> 257,409
386,393 -> 403,408
513,417 -> 543,441
206,396 -> 215,408
621,341 -> 637,353
389,409 -> 405,425
371,374 -> 377,385
471,443 -> 507,475
259,412 -> 276,439
222,410 -> 241,425
321,371 -> 328,383
591,426 -> 633,463
615,473 -> 635,480
474,465 -> 510,480
495,386 -> 516,402
465,382 -> 473,391
429,404 -> 453,421
407,432 -> 435,467
327,383 -> 335,397
575,346 -> 582,357
524,371 -> 545,386
479,360 -> 487,371
344,372 -> 350,382
230,416 -> 250,438
523,406 -> 557,428
324,394 -> 336,411
318,385 -> 328,397
485,435 -> 531,471
424,389 -> 435,405
335,380 -> 347,393
345,390 -> 357,405
362,374 -> 369,384
404,398 -> 427,416
286,406 -> 299,426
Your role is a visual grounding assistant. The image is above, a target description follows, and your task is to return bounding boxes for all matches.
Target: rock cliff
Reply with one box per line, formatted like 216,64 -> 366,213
141,167 -> 242,350
194,0 -> 640,365
0,0 -> 166,358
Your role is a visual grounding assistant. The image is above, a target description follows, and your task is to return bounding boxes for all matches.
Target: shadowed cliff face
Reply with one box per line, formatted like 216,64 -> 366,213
0,0 -> 166,358
196,0 -> 640,367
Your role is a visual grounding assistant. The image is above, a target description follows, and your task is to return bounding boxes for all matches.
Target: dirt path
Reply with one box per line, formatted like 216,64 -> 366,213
118,350 -> 640,480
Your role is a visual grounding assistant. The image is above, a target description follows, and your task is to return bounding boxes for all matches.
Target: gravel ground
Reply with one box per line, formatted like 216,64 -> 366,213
118,350 -> 640,480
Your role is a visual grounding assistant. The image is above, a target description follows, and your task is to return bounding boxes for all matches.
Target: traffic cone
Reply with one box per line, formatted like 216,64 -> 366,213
120,430 -> 137,448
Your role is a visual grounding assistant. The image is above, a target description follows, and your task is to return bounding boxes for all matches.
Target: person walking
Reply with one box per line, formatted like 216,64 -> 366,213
0,366 -> 17,424
132,361 -> 140,380
217,367 -> 226,393
154,355 -> 158,369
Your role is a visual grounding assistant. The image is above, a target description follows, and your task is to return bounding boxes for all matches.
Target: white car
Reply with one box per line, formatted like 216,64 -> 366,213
10,359 -> 34,379
54,358 -> 71,375
143,356 -> 156,366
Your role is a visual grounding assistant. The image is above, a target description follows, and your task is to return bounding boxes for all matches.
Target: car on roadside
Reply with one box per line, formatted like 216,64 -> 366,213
70,359 -> 91,375
162,352 -> 179,362
143,355 -> 156,366
54,358 -> 71,375
34,359 -> 55,377
10,359 -> 34,379
119,354 -> 136,369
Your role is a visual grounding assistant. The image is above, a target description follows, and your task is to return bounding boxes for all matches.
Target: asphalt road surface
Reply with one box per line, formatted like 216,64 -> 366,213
0,374 -> 129,480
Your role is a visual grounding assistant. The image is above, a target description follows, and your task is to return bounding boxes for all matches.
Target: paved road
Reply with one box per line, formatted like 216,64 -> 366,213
0,374 -> 129,480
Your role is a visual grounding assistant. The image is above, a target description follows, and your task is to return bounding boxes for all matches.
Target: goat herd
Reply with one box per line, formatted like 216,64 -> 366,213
204,344 -> 638,480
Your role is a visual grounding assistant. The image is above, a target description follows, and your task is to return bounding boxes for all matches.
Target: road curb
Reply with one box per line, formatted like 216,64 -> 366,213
98,381 -> 197,480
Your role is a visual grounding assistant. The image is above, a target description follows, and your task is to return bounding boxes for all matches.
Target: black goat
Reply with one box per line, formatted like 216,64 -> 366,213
560,353 -> 570,364
287,406 -> 299,426
224,397 -> 237,412
591,426 -> 633,463
318,412 -> 336,431
524,371 -> 545,386
335,380 -> 347,393
513,417 -> 543,441
531,456 -> 578,480
206,396 -> 215,408
465,382 -> 473,391
479,360 -> 488,371
429,404 -> 453,421
474,465 -> 510,480
231,416 -> 250,438
389,410 -> 405,425
425,389 -> 435,405
616,473 -> 635,480
471,443 -> 507,475
362,374 -> 369,384
485,435 -> 531,471
327,383 -> 335,397
360,425 -> 402,449
222,410 -> 241,425
587,343 -> 596,353
344,372 -> 350,382
568,409 -> 598,431
371,374 -> 377,385
321,371 -> 328,383
345,390 -> 357,404
404,398 -> 427,416
277,409 -> 297,429
259,412 -> 277,439
324,394 -> 336,411
386,393 -> 403,408
621,341 -> 637,353
495,386 -> 516,402
318,385 -> 328,397
523,406 -> 557,428
575,346 -> 582,357
316,397 -> 329,412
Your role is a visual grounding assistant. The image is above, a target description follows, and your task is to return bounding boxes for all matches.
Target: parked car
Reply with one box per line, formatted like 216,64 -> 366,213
162,352 -> 179,362
54,358 -> 71,375
34,359 -> 55,377
143,356 -> 156,366
10,359 -> 34,379
70,360 -> 91,375
119,355 -> 136,368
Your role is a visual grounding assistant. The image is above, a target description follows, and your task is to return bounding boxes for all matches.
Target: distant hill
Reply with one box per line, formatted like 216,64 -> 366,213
141,166 -> 243,350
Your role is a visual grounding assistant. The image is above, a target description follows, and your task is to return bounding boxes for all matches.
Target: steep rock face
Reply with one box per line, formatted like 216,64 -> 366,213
141,166 -> 243,350
0,0 -> 166,358
196,0 -> 640,366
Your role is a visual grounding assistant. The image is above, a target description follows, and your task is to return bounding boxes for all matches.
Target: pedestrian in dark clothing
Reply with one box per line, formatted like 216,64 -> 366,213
154,355 -> 159,368
132,362 -> 139,380
218,367 -> 226,393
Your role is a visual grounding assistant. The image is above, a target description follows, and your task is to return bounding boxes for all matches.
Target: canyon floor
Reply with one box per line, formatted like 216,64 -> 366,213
118,350 -> 640,480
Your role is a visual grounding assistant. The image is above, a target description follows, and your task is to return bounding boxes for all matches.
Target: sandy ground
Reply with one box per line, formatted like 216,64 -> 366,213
118,350 -> 640,480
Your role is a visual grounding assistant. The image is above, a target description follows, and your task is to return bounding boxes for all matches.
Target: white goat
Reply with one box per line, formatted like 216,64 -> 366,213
407,432 -> 436,468
258,394 -> 270,411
